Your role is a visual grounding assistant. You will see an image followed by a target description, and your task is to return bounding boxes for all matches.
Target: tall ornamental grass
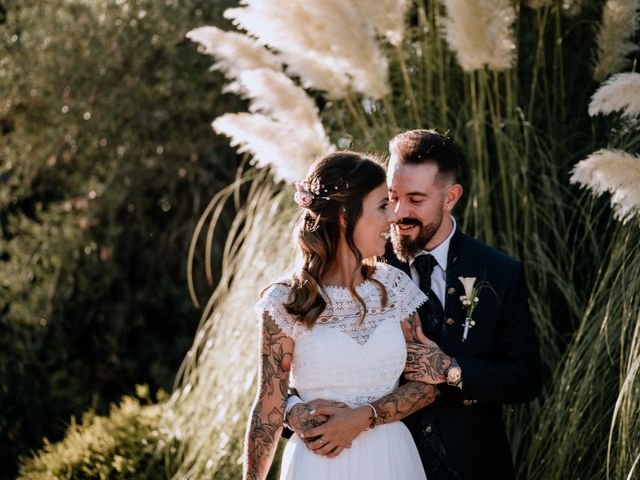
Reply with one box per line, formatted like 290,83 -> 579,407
166,1 -> 639,479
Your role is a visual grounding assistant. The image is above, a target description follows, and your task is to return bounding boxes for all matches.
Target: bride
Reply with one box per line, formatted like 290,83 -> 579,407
243,151 -> 436,480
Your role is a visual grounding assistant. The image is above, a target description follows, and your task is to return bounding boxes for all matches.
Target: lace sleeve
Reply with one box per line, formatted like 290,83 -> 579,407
379,264 -> 427,322
255,283 -> 306,340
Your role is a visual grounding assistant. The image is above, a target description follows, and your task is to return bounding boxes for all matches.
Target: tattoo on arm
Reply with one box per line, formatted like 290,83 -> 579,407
371,382 -> 437,426
405,343 -> 449,382
243,312 -> 293,480
403,312 -> 449,382
368,313 -> 438,426
403,313 -> 421,343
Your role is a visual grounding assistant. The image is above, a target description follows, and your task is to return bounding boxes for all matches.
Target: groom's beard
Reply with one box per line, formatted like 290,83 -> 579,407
391,214 -> 442,263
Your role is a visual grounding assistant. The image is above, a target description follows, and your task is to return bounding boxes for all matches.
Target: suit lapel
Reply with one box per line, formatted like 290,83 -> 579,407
444,227 -> 463,312
441,228 -> 470,351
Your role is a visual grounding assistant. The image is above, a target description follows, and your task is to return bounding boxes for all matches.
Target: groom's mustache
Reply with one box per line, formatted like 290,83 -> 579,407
395,217 -> 423,227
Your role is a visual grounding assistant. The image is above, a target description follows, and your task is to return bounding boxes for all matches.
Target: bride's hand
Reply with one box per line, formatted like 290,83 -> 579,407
300,405 -> 371,457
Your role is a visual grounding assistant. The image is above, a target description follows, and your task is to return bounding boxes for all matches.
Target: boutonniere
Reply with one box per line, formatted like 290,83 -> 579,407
458,276 -> 486,342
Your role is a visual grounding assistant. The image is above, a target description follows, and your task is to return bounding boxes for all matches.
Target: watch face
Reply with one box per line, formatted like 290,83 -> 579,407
447,367 -> 462,384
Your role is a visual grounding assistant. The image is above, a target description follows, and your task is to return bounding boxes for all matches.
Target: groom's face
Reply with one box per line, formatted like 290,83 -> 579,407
388,162 -> 447,262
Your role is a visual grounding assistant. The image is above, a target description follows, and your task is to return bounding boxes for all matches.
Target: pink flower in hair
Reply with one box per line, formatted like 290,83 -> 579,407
294,181 -> 314,208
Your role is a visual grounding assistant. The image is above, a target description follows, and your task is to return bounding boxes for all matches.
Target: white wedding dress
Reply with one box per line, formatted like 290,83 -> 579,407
257,262 -> 428,480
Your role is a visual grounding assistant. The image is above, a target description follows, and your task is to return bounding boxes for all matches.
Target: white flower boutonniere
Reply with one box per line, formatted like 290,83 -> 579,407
458,276 -> 480,342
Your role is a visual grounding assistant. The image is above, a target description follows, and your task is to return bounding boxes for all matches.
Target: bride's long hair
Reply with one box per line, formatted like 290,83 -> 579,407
284,151 -> 388,328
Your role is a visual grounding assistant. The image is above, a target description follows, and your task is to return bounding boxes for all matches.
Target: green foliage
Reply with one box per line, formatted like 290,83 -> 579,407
0,0 -> 241,477
18,389 -> 171,480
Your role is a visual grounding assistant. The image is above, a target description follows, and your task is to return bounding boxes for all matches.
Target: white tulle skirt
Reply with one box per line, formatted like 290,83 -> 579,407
279,422 -> 427,480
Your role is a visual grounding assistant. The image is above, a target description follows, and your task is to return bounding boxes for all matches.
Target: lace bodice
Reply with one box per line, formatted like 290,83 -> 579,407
256,263 -> 427,407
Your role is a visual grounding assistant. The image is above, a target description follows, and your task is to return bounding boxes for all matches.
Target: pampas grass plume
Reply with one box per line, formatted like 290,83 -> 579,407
225,0 -> 389,99
213,113 -> 308,183
441,0 -> 516,71
593,0 -> 640,82
213,69 -> 331,184
186,26 -> 280,93
589,72 -> 640,118
570,149 -> 640,223
352,0 -> 411,46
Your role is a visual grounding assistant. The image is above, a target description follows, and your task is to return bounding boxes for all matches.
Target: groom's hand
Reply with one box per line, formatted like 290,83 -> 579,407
301,405 -> 371,458
404,325 -> 450,384
286,399 -> 346,435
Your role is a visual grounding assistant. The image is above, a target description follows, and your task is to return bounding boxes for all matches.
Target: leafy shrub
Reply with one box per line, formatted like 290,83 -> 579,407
0,0 -> 240,476
18,388 -> 171,480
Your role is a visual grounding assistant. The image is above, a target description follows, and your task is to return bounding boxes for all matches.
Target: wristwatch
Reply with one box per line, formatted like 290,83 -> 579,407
444,357 -> 462,388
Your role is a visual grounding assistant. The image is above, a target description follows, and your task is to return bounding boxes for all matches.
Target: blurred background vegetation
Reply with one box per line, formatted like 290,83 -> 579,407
0,0 -> 242,477
2,1 -> 639,480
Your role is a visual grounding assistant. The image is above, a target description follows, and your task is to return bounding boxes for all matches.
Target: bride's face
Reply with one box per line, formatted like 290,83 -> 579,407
352,182 -> 395,258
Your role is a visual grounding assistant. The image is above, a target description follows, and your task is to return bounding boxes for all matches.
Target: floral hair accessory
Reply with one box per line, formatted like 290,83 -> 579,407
294,178 -> 340,208
294,181 -> 314,208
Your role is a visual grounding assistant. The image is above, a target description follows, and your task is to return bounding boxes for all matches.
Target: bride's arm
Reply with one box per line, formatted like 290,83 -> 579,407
243,312 -> 294,480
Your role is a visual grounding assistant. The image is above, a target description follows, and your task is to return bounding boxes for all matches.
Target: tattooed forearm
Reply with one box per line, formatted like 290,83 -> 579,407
402,312 -> 450,384
243,312 -> 293,480
366,313 -> 439,426
402,313 -> 422,343
245,408 -> 281,480
371,382 -> 437,426
405,342 -> 449,382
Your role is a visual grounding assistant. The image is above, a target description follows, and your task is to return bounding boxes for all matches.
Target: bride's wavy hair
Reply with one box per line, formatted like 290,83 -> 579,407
284,151 -> 388,328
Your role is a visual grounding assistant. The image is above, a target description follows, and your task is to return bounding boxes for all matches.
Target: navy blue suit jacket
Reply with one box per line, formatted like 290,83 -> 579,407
385,228 -> 542,480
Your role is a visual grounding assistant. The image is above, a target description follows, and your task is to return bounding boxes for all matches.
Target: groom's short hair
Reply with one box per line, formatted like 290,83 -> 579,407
389,129 -> 463,184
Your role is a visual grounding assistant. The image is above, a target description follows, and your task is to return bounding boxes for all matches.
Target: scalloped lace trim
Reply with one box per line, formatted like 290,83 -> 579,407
256,264 -> 426,344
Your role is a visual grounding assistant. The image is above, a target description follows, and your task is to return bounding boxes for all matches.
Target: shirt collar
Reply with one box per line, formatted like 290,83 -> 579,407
410,216 -> 457,271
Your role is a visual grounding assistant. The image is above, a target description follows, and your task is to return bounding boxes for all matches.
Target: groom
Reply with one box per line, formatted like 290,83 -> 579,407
287,129 -> 542,480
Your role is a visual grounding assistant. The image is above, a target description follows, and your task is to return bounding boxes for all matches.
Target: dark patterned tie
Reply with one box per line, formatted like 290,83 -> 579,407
413,254 -> 445,343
